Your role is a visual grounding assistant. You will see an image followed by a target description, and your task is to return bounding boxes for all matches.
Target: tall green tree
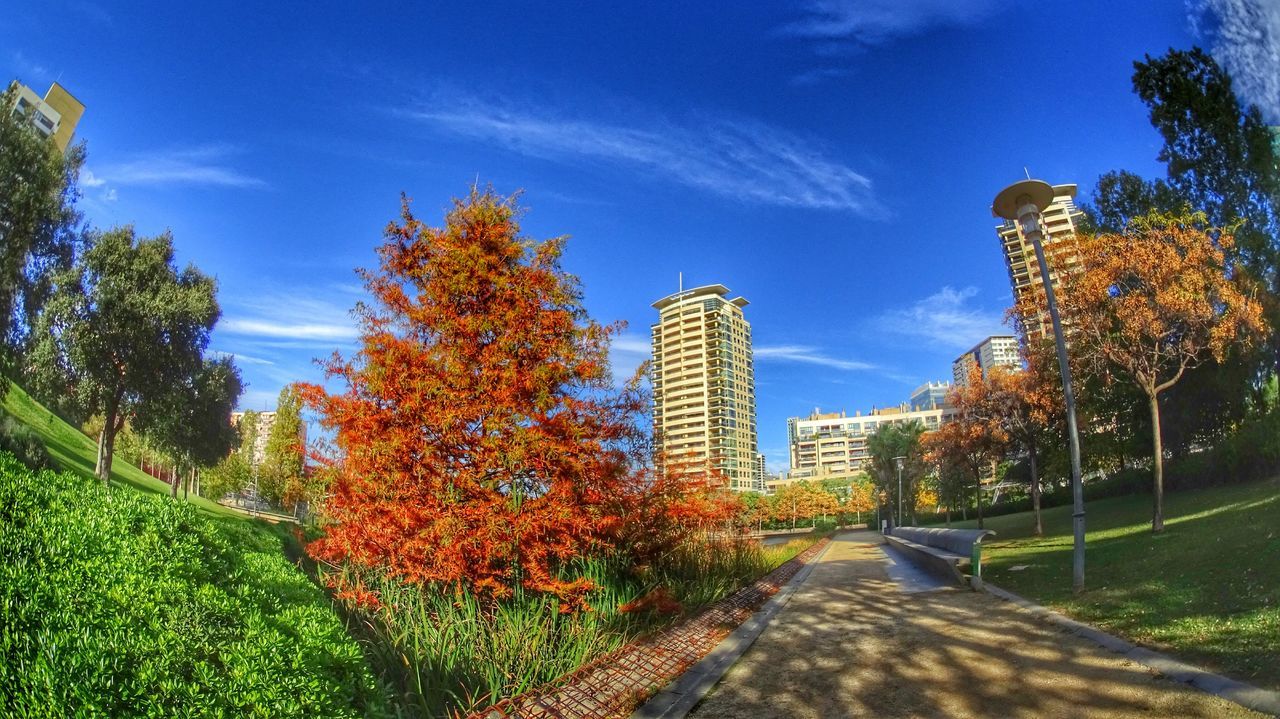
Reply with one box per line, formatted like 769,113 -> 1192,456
258,384 -> 308,511
27,227 -> 220,484
865,420 -> 927,526
142,356 -> 243,497
0,84 -> 85,370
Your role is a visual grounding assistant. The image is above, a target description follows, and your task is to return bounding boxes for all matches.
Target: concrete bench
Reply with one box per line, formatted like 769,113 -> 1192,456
885,527 -> 996,589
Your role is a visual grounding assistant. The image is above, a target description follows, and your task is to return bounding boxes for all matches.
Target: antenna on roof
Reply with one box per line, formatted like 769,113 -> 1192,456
678,271 -> 683,295
1024,166 -> 1032,180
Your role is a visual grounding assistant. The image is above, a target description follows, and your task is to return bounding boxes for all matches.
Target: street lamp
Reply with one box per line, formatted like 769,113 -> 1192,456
893,455 -> 907,527
992,179 -> 1086,594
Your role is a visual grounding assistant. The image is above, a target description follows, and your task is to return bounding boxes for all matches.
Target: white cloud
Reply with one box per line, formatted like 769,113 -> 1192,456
609,333 -> 651,385
754,344 -> 876,371
220,293 -> 358,344
875,286 -> 1006,351
93,144 -> 267,189
406,95 -> 881,215
80,169 -> 106,187
1189,0 -> 1280,122
784,0 -> 1003,46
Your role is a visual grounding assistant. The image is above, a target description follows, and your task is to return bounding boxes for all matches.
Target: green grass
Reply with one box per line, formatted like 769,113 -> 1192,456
2,381 -> 235,517
944,479 -> 1280,689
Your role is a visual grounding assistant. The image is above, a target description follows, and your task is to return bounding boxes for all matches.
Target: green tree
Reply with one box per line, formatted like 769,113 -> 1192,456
259,385 -> 307,511
0,84 -> 85,371
26,227 -> 220,484
865,420 -> 927,526
143,356 -> 243,498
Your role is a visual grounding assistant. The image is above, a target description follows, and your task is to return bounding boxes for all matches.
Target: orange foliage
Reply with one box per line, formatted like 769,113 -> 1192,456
300,188 -> 651,610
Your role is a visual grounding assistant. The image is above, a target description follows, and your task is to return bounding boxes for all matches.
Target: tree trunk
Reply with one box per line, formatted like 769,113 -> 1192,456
1149,391 -> 1165,533
945,506 -> 951,527
171,465 -> 180,498
1029,444 -> 1043,536
975,470 -> 984,530
95,392 -> 122,486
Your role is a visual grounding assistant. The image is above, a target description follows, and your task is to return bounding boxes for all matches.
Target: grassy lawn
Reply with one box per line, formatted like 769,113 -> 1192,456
2,381 -> 238,518
941,479 -> 1280,689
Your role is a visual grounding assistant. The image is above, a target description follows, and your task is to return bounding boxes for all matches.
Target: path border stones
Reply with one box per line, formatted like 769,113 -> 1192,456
981,581 -> 1280,717
469,537 -> 833,719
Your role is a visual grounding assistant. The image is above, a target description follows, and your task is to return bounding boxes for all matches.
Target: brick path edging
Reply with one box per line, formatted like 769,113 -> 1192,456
981,581 -> 1280,716
469,537 -> 834,719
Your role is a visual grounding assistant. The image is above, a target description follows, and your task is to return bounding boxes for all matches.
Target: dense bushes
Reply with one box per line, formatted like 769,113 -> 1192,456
0,452 -> 388,718
0,415 -> 51,470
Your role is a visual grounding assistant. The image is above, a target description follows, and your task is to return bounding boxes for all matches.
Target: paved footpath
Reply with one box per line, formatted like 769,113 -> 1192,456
690,531 -> 1267,719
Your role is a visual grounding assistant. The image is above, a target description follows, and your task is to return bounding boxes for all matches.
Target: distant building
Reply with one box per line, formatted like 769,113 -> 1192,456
909,381 -> 951,411
229,410 -> 305,469
996,182 -> 1084,340
953,335 -> 1020,385
753,453 -> 768,492
784,404 -> 956,487
651,283 -> 758,492
7,80 -> 84,152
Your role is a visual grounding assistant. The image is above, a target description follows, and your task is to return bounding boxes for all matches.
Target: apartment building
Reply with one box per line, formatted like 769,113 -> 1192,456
996,182 -> 1084,340
909,381 -> 951,411
783,404 -> 956,487
651,284 -> 758,492
952,335 -> 1021,385
8,80 -> 84,152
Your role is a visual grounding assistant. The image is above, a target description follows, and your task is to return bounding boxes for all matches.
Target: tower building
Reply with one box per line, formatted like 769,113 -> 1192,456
8,81 -> 85,152
651,283 -> 757,491
996,183 -> 1084,339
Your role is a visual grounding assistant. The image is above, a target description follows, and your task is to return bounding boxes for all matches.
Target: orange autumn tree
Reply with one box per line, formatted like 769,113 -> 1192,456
301,187 -> 647,610
1060,212 -> 1266,532
926,364 -> 1008,529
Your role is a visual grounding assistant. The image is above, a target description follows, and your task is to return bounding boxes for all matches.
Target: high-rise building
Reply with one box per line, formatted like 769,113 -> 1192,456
651,284 -> 758,492
996,182 -> 1084,339
953,335 -> 1020,385
783,404 -> 956,488
7,81 -> 85,152
909,381 -> 951,411
753,453 -> 768,492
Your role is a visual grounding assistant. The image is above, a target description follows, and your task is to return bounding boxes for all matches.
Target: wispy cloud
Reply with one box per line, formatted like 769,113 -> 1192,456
754,344 -> 876,371
91,144 -> 267,189
1189,0 -> 1280,123
220,293 -> 358,345
405,94 -> 881,215
784,0 -> 1003,46
80,169 -> 106,187
609,333 -> 651,385
875,286 -> 1006,351
10,51 -> 50,80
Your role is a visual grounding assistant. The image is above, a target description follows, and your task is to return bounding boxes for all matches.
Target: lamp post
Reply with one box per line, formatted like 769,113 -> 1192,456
893,455 -> 907,527
992,179 -> 1086,594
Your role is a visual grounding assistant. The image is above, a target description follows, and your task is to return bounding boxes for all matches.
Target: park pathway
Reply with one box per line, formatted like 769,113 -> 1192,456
689,531 -> 1266,719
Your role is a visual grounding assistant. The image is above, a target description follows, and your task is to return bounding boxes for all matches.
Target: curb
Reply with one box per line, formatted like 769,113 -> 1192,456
981,581 -> 1280,717
631,537 -> 836,719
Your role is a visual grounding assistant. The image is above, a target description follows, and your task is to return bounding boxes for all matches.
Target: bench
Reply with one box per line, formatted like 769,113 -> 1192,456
885,527 -> 996,589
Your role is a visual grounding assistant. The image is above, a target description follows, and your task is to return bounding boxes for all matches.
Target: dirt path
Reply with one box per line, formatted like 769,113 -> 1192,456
690,531 -> 1265,719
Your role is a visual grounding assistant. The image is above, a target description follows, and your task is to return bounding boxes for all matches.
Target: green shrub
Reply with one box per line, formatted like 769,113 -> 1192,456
0,452 -> 389,718
0,415 -> 52,470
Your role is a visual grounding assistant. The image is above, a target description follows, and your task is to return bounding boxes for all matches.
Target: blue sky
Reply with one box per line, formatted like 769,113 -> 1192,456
4,0 -> 1277,472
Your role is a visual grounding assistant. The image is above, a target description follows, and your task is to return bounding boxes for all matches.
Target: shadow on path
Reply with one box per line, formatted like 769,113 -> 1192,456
690,531 -> 1265,719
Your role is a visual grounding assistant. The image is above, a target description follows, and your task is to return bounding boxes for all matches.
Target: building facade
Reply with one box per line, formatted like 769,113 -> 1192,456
909,381 -> 951,411
782,404 -> 956,489
952,335 -> 1021,385
996,182 -> 1084,339
651,284 -> 758,492
8,81 -> 84,152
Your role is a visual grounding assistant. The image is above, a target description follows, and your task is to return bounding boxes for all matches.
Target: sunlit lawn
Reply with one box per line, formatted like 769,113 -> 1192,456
943,478 -> 1280,689
2,381 -> 238,518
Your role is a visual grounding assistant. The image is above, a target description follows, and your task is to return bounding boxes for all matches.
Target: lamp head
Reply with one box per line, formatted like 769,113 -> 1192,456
992,179 -> 1054,220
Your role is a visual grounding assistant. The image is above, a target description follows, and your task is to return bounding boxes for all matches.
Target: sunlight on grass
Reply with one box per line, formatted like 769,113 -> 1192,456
950,479 -> 1280,689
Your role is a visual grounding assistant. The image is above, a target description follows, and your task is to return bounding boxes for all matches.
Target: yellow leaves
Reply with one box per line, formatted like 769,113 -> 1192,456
1060,216 -> 1269,395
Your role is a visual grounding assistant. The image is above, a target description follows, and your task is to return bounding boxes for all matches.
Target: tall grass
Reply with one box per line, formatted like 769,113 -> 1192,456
333,533 -> 823,717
